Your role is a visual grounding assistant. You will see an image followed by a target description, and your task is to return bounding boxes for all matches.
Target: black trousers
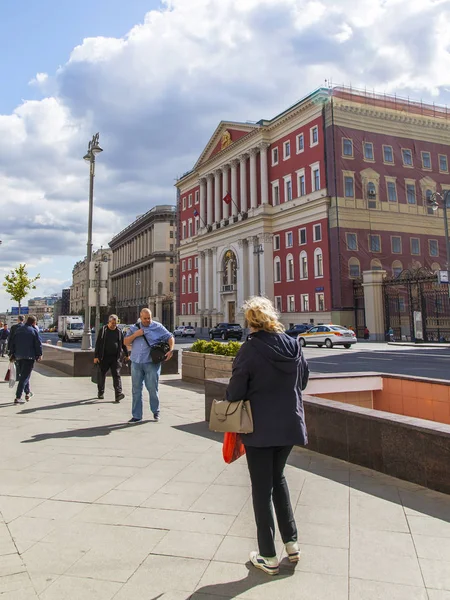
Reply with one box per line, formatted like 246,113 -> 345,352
245,445 -> 297,558
98,356 -> 122,396
16,359 -> 34,398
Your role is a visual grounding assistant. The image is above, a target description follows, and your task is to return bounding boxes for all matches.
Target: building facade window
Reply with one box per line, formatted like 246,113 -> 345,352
182,276 -> 186,294
411,238 -> 420,255
188,194 -> 193,207
313,224 -> 322,242
287,295 -> 295,312
421,152 -> 432,170
313,168 -> 320,191
286,231 -> 293,248
297,169 -> 306,197
301,294 -> 309,312
188,302 -> 192,315
387,181 -> 397,202
439,154 -> 448,173
182,197 -> 187,210
314,248 -> 323,277
343,138 -> 353,157
296,133 -> 304,153
383,145 -> 394,164
369,234 -> 381,253
195,256 -> 199,268
272,181 -> 280,206
182,260 -> 186,272
170,268 -> 174,277
402,148 -> 413,166
195,190 -> 199,204
371,259 -> 382,271
310,125 -> 319,146
182,303 -> 186,315
392,236 -> 402,254
429,239 -> 439,257
286,255 -> 294,281
392,260 -> 403,277
300,251 -> 308,279
195,302 -> 198,313
272,147 -> 279,165
194,273 -> 199,292
367,182 -> 377,209
316,293 -> 325,312
364,142 -> 374,161
426,189 -> 435,215
344,175 -> 355,198
188,258 -> 192,270
188,220 -> 193,237
188,275 -> 192,293
275,296 -> 282,312
284,176 -> 292,202
299,228 -> 307,245
273,235 -> 280,251
346,233 -> 357,251
182,222 -> 187,239
274,257 -> 282,283
195,217 -> 200,233
283,141 -> 291,160
348,258 -> 361,278
406,183 -> 416,205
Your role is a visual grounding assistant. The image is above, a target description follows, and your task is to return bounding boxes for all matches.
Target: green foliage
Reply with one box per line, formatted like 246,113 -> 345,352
3,264 -> 40,310
190,339 -> 242,357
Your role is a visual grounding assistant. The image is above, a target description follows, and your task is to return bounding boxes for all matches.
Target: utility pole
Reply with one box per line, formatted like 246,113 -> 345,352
95,260 -> 101,337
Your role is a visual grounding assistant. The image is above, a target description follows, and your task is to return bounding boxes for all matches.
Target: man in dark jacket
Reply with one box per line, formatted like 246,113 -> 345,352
94,314 -> 129,401
8,315 -> 24,356
9,315 -> 42,404
0,323 -> 9,357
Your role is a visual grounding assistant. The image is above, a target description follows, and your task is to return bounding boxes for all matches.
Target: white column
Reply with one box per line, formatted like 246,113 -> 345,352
260,143 -> 269,205
206,174 -> 213,226
204,250 -> 211,310
231,160 -> 239,217
214,170 -> 221,224
212,247 -> 218,312
237,240 -> 246,310
249,148 -> 258,209
247,237 -> 256,297
259,234 -> 274,299
199,178 -> 207,227
222,165 -> 230,220
239,154 -> 248,213
198,251 -> 205,311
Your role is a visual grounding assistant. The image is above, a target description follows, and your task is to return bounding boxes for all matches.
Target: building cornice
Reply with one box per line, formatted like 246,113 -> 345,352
109,205 -> 176,248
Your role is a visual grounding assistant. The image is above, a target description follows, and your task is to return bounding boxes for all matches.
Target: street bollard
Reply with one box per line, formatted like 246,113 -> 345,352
46,339 -> 52,345
56,340 -> 63,347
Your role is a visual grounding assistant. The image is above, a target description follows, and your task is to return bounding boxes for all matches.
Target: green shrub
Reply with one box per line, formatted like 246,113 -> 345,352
190,339 -> 242,357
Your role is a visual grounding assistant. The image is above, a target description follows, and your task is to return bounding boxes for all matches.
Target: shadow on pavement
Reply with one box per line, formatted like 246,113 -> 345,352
161,378 -> 204,393
190,561 -> 296,599
21,420 -> 150,443
173,421 -> 223,444
34,363 -> 71,378
18,398 -> 113,414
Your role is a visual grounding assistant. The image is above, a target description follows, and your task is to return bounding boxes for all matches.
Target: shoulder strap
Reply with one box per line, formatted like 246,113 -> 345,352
136,323 -> 151,348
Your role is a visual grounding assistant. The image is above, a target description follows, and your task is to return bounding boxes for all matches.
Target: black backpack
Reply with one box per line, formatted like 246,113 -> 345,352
135,322 -> 170,364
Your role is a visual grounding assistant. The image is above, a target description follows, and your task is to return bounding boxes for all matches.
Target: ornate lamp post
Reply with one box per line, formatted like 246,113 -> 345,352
428,191 -> 450,298
81,133 -> 103,351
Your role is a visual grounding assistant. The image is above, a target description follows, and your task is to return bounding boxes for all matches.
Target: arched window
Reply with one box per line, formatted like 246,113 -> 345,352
370,259 -> 382,271
314,248 -> 323,277
431,262 -> 441,272
426,189 -> 435,215
274,257 -> 281,283
182,276 -> 186,294
348,257 -> 361,279
300,251 -> 308,279
286,254 -> 294,281
392,260 -> 403,278
194,273 -> 199,293
367,182 -> 377,208
188,275 -> 192,293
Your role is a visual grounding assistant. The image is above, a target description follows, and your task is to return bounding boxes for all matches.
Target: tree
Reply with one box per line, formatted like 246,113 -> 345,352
3,264 -> 40,314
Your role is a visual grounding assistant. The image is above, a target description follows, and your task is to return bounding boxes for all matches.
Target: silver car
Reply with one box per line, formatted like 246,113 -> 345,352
174,325 -> 196,338
299,325 -> 357,348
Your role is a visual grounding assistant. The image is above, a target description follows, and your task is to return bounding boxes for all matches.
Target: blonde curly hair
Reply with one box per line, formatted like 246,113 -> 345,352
243,296 -> 285,333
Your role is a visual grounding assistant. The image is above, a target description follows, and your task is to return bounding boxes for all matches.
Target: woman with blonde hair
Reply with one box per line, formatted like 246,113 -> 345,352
226,296 -> 309,575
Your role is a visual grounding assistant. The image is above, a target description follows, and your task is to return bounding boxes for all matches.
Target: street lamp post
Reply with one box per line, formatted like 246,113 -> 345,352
428,191 -> 450,298
81,133 -> 103,351
253,242 -> 264,296
136,278 -> 141,321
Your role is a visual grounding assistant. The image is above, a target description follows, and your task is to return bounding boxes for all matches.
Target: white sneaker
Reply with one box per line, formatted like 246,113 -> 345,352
249,551 -> 279,575
16,398 -> 26,405
285,541 -> 301,563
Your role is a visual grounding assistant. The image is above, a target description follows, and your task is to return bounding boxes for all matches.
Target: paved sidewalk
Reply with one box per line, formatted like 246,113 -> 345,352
1,360 -> 450,599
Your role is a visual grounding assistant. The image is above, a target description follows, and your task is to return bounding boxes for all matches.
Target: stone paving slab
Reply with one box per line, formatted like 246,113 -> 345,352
1,358 -> 450,598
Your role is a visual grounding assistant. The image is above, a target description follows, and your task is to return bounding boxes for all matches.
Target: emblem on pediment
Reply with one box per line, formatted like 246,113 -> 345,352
221,130 -> 232,150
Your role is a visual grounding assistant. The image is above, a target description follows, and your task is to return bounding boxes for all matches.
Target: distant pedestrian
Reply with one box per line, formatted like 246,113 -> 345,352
388,327 -> 394,342
226,296 -> 309,575
0,324 -> 10,357
125,308 -> 174,423
8,316 -> 25,356
364,326 -> 370,340
94,314 -> 129,402
8,315 -> 42,404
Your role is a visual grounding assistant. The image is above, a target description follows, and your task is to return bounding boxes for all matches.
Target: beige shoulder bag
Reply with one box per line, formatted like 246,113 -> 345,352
209,399 -> 254,434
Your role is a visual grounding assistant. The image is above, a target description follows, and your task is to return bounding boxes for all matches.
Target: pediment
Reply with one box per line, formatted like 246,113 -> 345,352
360,167 -> 380,180
195,122 -> 258,169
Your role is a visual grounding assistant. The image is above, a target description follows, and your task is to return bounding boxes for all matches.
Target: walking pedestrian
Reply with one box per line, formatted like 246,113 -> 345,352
0,323 -> 10,357
226,296 -> 309,575
364,326 -> 370,340
125,308 -> 174,423
8,315 -> 42,404
8,316 -> 25,355
388,326 -> 395,342
94,314 -> 129,401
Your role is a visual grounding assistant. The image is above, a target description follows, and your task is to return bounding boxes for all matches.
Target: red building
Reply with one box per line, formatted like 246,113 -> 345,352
176,87 -> 450,338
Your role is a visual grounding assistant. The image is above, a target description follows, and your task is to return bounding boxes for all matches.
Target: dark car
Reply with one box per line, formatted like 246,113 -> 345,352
285,324 -> 313,338
209,323 -> 243,341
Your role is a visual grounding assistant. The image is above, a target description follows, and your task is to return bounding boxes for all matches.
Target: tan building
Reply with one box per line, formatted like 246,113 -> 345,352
28,298 -> 54,324
70,248 -> 112,314
109,205 -> 176,328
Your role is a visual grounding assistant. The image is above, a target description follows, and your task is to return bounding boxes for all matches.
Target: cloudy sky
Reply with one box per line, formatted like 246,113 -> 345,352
1,0 -> 450,311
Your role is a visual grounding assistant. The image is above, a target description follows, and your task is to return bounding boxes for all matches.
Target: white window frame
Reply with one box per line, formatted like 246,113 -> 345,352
383,145 -> 394,164
346,233 -> 358,251
188,194 -> 193,208
194,273 -> 199,292
274,257 -> 282,283
182,260 -> 186,272
188,219 -> 193,237
182,197 -> 187,210
315,292 -> 325,312
188,275 -> 192,293
344,174 -> 355,198
287,295 -> 295,313
194,256 -> 199,269
386,178 -> 398,203
283,140 -> 291,160
313,223 -> 322,242
182,276 -> 186,294
411,237 -> 420,256
402,148 -> 413,167
310,125 -> 319,147
271,180 -> 280,206
182,222 -> 187,240
369,234 -> 382,253
296,168 -> 306,197
284,175 -> 292,202
188,258 -> 192,270
296,133 -> 304,154
272,147 -> 279,166
273,235 -> 280,251
421,151 -> 432,170
195,190 -> 200,204
314,248 -> 323,278
301,294 -> 309,312
310,162 -> 320,192
439,154 -> 449,173
299,227 -> 307,246
342,138 -> 354,158
182,303 -> 186,315
195,302 -> 199,314
406,181 -> 416,205
275,296 -> 282,312
348,258 -> 361,279
363,142 -> 374,161
188,302 -> 192,315
285,231 -> 293,248
195,216 -> 200,233
391,236 -> 402,254
429,239 -> 439,257
286,254 -> 294,282
300,250 -> 308,279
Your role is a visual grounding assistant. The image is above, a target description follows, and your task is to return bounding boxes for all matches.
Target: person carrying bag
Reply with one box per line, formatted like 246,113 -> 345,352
225,296 -> 309,576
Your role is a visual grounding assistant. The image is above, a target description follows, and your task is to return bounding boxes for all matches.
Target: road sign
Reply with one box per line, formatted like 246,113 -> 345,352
438,270 -> 449,284
11,307 -> 29,315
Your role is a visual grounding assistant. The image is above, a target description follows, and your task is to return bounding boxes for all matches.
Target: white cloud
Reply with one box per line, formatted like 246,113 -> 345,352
1,0 -> 450,310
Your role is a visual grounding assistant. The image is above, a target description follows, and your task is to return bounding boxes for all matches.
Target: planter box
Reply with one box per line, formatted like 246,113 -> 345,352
182,351 -> 234,384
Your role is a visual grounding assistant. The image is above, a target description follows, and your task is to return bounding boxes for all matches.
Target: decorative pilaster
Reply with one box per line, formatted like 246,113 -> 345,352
198,251 -> 205,312
231,159 -> 239,217
214,170 -> 221,225
239,154 -> 248,213
206,174 -> 214,226
199,178 -> 207,227
222,165 -> 230,220
259,143 -> 270,205
249,148 -> 258,209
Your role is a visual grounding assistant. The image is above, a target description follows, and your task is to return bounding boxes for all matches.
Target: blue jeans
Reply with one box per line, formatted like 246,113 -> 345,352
131,361 -> 161,420
16,359 -> 34,399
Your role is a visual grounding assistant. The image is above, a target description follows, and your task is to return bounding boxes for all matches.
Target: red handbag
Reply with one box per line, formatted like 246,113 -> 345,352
223,432 -> 246,464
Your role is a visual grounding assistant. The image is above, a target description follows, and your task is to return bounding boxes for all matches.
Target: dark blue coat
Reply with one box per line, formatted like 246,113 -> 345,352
9,324 -> 42,360
226,331 -> 309,447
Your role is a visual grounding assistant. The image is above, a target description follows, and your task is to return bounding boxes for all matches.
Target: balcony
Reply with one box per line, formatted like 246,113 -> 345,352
221,284 -> 236,294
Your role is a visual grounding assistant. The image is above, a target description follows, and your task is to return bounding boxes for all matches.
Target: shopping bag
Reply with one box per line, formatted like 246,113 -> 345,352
4,365 -> 10,382
222,432 -> 246,464
91,364 -> 100,385
8,362 -> 16,388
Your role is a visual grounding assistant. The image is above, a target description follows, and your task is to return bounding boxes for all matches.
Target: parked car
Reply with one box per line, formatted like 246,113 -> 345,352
209,323 -> 243,341
285,324 -> 313,338
298,324 -> 357,349
173,325 -> 196,338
